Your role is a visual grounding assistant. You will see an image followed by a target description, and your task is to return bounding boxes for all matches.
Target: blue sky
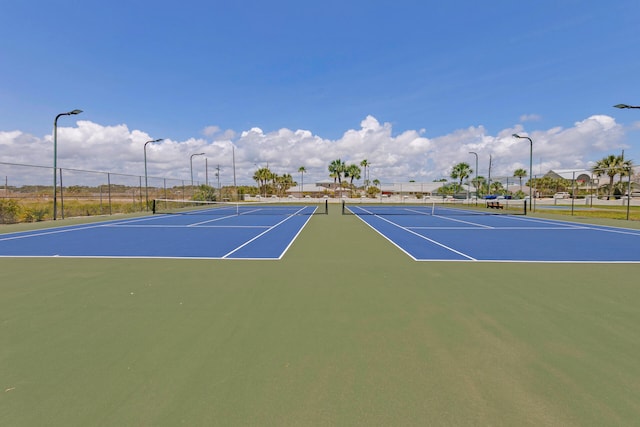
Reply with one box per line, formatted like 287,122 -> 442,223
1,0 -> 639,185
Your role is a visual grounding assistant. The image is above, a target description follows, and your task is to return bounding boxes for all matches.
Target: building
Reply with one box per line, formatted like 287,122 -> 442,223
543,169 -> 593,185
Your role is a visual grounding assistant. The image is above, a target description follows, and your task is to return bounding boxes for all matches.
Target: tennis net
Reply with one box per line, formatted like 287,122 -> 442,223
153,199 -> 328,216
342,199 -> 527,216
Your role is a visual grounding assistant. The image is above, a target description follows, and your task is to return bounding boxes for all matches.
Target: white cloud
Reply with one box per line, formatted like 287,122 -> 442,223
520,114 -> 542,122
202,125 -> 220,137
203,125 -> 236,140
0,115 -> 629,187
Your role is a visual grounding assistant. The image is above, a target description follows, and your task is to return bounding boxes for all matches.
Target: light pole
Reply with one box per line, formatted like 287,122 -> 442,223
513,134 -> 533,210
487,154 -> 492,197
190,152 -> 205,187
231,143 -> 237,201
144,138 -> 163,209
469,151 -> 478,204
614,103 -> 638,220
53,109 -> 83,220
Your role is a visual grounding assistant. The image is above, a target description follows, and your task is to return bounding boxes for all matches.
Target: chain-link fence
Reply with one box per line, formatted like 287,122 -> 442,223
0,162 -> 236,223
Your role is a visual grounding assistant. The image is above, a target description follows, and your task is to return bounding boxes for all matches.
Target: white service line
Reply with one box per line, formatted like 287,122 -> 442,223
187,213 -> 240,226
365,214 -> 477,261
431,214 -> 494,228
221,207 -> 308,258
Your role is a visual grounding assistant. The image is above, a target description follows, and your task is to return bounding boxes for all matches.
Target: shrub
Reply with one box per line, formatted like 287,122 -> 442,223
0,199 -> 21,224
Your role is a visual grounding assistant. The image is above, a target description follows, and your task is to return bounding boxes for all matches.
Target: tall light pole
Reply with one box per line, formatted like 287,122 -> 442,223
53,109 -> 83,220
190,152 -> 205,187
614,103 -> 638,220
215,164 -> 222,198
513,134 -> 533,209
487,154 -> 493,197
469,151 -> 478,204
231,143 -> 237,201
144,138 -> 163,209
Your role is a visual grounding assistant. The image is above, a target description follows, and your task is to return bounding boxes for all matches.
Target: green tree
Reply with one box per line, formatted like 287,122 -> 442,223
617,157 -> 634,196
472,176 -> 487,197
592,155 -> 623,199
345,164 -> 361,186
489,181 -> 505,194
360,159 -> 370,189
328,159 -> 346,186
370,179 -> 382,198
273,173 -> 295,197
345,164 -> 362,197
437,183 -> 461,196
450,162 -> 472,187
192,184 -> 217,201
253,167 -> 273,196
513,168 -> 527,188
298,166 -> 306,194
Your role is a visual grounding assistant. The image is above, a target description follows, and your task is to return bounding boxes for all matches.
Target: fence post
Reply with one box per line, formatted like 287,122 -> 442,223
139,176 -> 143,210
59,169 -> 65,219
571,171 -> 576,216
108,173 -> 112,215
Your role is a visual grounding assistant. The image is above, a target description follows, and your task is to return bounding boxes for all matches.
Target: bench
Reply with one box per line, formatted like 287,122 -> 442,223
486,201 -> 503,209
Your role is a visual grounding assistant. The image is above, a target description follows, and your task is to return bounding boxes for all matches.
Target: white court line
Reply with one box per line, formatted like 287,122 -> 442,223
491,214 -> 640,236
222,207 -> 309,259
0,215 -> 164,242
409,226 -> 583,230
274,210 -> 316,259
431,215 -> 494,228
360,214 -> 476,261
111,224 -> 269,229
186,213 -> 240,226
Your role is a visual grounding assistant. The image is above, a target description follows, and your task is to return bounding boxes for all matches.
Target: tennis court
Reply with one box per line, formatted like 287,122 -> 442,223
344,202 -> 640,262
0,201 -> 325,260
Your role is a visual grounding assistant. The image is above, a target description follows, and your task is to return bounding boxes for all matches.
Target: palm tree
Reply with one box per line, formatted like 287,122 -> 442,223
273,173 -> 295,197
618,157 -> 634,184
345,164 -> 362,197
345,164 -> 361,186
252,167 -> 273,197
471,176 -> 486,198
373,178 -> 381,198
450,162 -> 472,188
360,159 -> 369,190
490,181 -> 504,194
298,166 -> 306,195
513,168 -> 527,188
592,154 -> 623,199
328,159 -> 346,186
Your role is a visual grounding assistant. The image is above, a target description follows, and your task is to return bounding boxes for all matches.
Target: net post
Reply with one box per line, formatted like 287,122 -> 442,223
341,200 -> 345,215
325,199 -> 328,214
524,199 -> 528,215
152,199 -> 156,214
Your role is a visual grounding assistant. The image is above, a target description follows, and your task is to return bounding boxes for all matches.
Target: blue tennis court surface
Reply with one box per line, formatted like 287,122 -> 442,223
0,205 -> 319,260
348,206 -> 640,262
